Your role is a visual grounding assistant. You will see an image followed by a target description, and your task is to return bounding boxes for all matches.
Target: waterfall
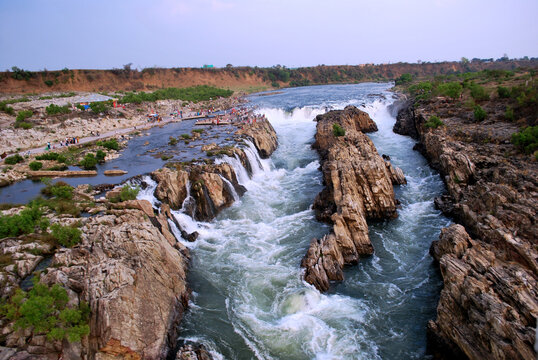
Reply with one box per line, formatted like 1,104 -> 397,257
218,174 -> 239,202
133,175 -> 160,208
180,180 -> 196,217
244,139 -> 271,172
215,155 -> 250,186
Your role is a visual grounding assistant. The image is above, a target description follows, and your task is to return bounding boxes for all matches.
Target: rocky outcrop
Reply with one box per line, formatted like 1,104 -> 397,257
175,343 -> 213,360
428,224 -> 537,360
1,200 -> 190,360
152,119 -> 277,221
153,167 -> 190,210
152,162 -> 244,222
302,106 -> 406,292
392,99 -> 419,139
396,99 -> 538,359
235,119 -> 278,158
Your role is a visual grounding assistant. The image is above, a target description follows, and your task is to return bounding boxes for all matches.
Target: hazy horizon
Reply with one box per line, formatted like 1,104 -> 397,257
1,0 -> 537,71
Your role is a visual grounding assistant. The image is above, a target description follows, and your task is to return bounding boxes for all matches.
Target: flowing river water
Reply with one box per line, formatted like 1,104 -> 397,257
158,83 -> 452,359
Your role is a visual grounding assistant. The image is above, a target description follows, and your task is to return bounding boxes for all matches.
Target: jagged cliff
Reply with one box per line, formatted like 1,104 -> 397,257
301,106 -> 406,291
394,98 -> 537,359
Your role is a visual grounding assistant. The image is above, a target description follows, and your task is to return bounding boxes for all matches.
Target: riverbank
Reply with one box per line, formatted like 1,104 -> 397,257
393,69 -> 537,359
0,93 -> 248,189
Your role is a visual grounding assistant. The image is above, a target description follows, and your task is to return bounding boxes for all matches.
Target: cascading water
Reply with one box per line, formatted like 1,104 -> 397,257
132,175 -> 160,208
154,84 -> 448,359
218,175 -> 240,202
216,155 -> 250,186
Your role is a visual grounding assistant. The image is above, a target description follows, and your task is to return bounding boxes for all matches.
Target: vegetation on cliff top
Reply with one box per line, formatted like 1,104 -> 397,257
119,85 -> 234,104
399,66 -> 537,158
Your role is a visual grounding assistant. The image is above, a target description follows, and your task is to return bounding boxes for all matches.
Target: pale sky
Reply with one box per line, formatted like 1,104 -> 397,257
0,0 -> 537,70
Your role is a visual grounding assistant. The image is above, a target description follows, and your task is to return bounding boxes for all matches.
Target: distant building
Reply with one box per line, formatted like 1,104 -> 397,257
202,64 -> 214,69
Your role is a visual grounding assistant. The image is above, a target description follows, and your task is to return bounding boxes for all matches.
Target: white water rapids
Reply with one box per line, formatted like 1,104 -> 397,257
138,84 -> 450,359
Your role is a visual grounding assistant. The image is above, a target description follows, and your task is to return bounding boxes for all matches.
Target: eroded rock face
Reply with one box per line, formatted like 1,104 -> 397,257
1,200 -> 190,360
175,343 -> 213,360
428,225 -> 537,360
49,201 -> 189,360
152,167 -> 190,210
302,106 -> 405,292
396,100 -> 538,359
235,118 -> 278,158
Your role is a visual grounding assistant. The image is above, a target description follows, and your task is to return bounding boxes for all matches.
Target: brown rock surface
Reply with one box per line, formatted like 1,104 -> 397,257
152,167 -> 190,210
235,119 -> 278,158
302,106 -> 405,291
43,203 -> 189,360
395,97 -> 538,359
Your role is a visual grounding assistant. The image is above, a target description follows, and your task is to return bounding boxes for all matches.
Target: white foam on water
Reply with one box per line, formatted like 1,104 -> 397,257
215,154 -> 250,186
178,85 -> 449,359
134,175 -> 160,208
218,174 -> 239,202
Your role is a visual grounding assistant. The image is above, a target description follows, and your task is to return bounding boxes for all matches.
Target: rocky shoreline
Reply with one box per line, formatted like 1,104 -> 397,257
0,118 -> 278,359
394,97 -> 537,359
301,105 -> 406,291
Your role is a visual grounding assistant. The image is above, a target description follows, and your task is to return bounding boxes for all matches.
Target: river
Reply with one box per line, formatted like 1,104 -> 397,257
164,83 -> 451,359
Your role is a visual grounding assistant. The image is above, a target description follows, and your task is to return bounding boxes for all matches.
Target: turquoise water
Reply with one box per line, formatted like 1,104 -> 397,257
170,84 -> 450,359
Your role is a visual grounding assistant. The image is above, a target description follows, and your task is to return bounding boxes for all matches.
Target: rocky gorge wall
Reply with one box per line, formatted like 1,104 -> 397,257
301,105 -> 406,292
394,99 -> 537,359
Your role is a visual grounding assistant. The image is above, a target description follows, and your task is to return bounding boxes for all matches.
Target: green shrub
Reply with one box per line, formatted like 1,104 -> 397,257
497,86 -> 510,98
36,152 -> 59,161
395,73 -> 413,85
271,81 -> 280,88
0,102 -> 15,115
4,154 -> 24,165
424,115 -> 445,129
511,126 -> 538,154
51,185 -> 73,200
78,154 -> 97,170
473,105 -> 487,121
14,122 -> 32,129
437,82 -> 463,100
0,204 -> 43,238
46,165 -> 68,171
118,184 -> 140,202
89,101 -> 110,114
180,134 -> 191,139
97,139 -> 119,150
41,181 -> 73,200
119,85 -> 233,104
45,104 -> 71,115
0,278 -> 90,343
10,67 -> 33,81
44,80 -> 54,87
469,83 -> 489,101
168,137 -> 178,145
408,81 -> 433,100
56,154 -> 67,163
29,161 -> 43,171
50,224 -> 81,247
332,123 -> 345,137
161,154 -> 172,161
192,129 -> 204,134
505,106 -> 515,121
95,150 -> 106,162
16,110 -> 33,122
